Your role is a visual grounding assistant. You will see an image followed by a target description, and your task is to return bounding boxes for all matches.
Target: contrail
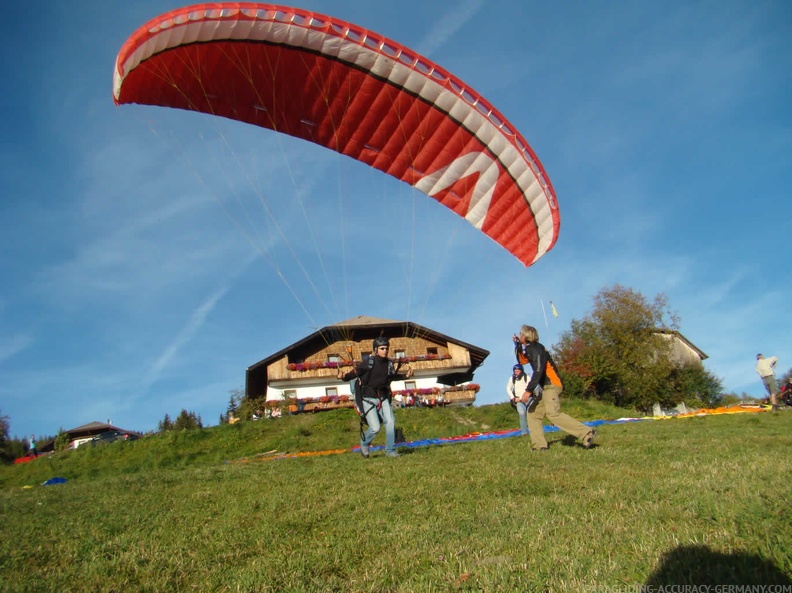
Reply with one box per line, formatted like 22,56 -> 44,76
415,0 -> 486,58
140,254 -> 255,394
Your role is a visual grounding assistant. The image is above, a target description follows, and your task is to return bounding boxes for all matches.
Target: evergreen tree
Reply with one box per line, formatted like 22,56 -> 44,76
224,389 -> 242,423
158,413 -> 173,432
0,412 -> 29,463
0,412 -> 10,464
54,429 -> 71,452
173,409 -> 203,431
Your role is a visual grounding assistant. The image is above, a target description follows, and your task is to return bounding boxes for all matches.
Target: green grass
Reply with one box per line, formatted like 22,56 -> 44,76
1,404 -> 790,592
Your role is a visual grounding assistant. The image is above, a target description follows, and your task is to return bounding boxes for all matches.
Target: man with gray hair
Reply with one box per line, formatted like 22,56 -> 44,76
755,353 -> 779,411
514,324 -> 596,450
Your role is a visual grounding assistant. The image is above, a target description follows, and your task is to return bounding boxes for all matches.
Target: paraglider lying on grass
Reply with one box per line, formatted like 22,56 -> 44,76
225,404 -> 770,463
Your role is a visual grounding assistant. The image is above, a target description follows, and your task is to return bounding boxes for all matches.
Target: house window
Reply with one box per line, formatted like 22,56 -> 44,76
283,389 -> 296,399
405,381 -> 416,391
325,387 -> 338,397
426,347 -> 438,355
327,354 -> 340,363
395,350 -> 406,359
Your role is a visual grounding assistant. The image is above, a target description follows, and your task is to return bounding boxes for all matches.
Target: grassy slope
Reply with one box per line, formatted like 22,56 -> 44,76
0,400 -> 622,487
1,403 -> 790,592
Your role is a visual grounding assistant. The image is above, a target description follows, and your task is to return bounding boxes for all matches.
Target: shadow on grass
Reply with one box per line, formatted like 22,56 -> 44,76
645,544 -> 791,586
558,434 -> 596,449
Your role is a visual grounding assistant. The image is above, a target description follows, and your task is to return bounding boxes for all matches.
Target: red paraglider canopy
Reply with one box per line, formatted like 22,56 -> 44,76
114,3 -> 559,267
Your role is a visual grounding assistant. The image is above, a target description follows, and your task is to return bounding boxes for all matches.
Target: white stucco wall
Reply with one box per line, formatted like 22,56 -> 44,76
266,376 -> 440,401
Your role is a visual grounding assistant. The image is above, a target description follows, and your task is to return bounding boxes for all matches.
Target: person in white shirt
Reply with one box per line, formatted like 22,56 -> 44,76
506,364 -> 531,436
755,353 -> 779,410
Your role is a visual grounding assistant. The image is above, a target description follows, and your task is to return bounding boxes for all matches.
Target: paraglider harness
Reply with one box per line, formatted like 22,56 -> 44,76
352,356 -> 399,437
509,374 -> 521,408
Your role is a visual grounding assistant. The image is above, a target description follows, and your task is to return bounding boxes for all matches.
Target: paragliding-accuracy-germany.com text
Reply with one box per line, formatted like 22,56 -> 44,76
583,586 -> 792,593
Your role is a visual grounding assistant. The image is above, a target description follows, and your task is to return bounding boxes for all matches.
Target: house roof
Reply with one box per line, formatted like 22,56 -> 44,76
64,421 -> 141,437
334,315 -> 400,326
66,421 -> 124,434
654,329 -> 708,360
246,316 -> 490,397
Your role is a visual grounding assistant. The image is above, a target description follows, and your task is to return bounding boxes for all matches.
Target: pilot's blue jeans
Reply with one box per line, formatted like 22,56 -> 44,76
360,396 -> 396,454
514,401 -> 529,435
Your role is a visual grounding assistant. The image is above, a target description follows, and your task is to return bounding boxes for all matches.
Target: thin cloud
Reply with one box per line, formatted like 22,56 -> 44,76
139,256 -> 254,395
0,333 -> 33,365
414,0 -> 486,57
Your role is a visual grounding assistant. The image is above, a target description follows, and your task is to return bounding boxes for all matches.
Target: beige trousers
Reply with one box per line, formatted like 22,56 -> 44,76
526,384 -> 590,450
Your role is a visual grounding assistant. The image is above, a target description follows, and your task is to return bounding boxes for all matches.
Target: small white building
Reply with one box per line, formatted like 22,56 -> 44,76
37,421 -> 142,452
654,329 -> 708,367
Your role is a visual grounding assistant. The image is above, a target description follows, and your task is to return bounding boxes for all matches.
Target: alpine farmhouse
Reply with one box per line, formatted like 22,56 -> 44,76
246,316 -> 490,413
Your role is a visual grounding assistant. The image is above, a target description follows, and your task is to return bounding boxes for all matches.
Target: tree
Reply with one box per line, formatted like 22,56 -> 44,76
0,412 -> 29,464
779,367 -> 792,389
221,389 -> 243,424
666,365 -> 724,408
0,411 -> 8,445
553,284 -> 718,411
173,409 -> 203,431
221,387 -> 265,423
54,429 -> 71,452
0,411 -> 10,464
158,413 -> 173,432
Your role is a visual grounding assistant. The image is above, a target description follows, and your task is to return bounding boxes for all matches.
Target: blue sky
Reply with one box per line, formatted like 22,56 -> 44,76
1,1 -> 790,439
